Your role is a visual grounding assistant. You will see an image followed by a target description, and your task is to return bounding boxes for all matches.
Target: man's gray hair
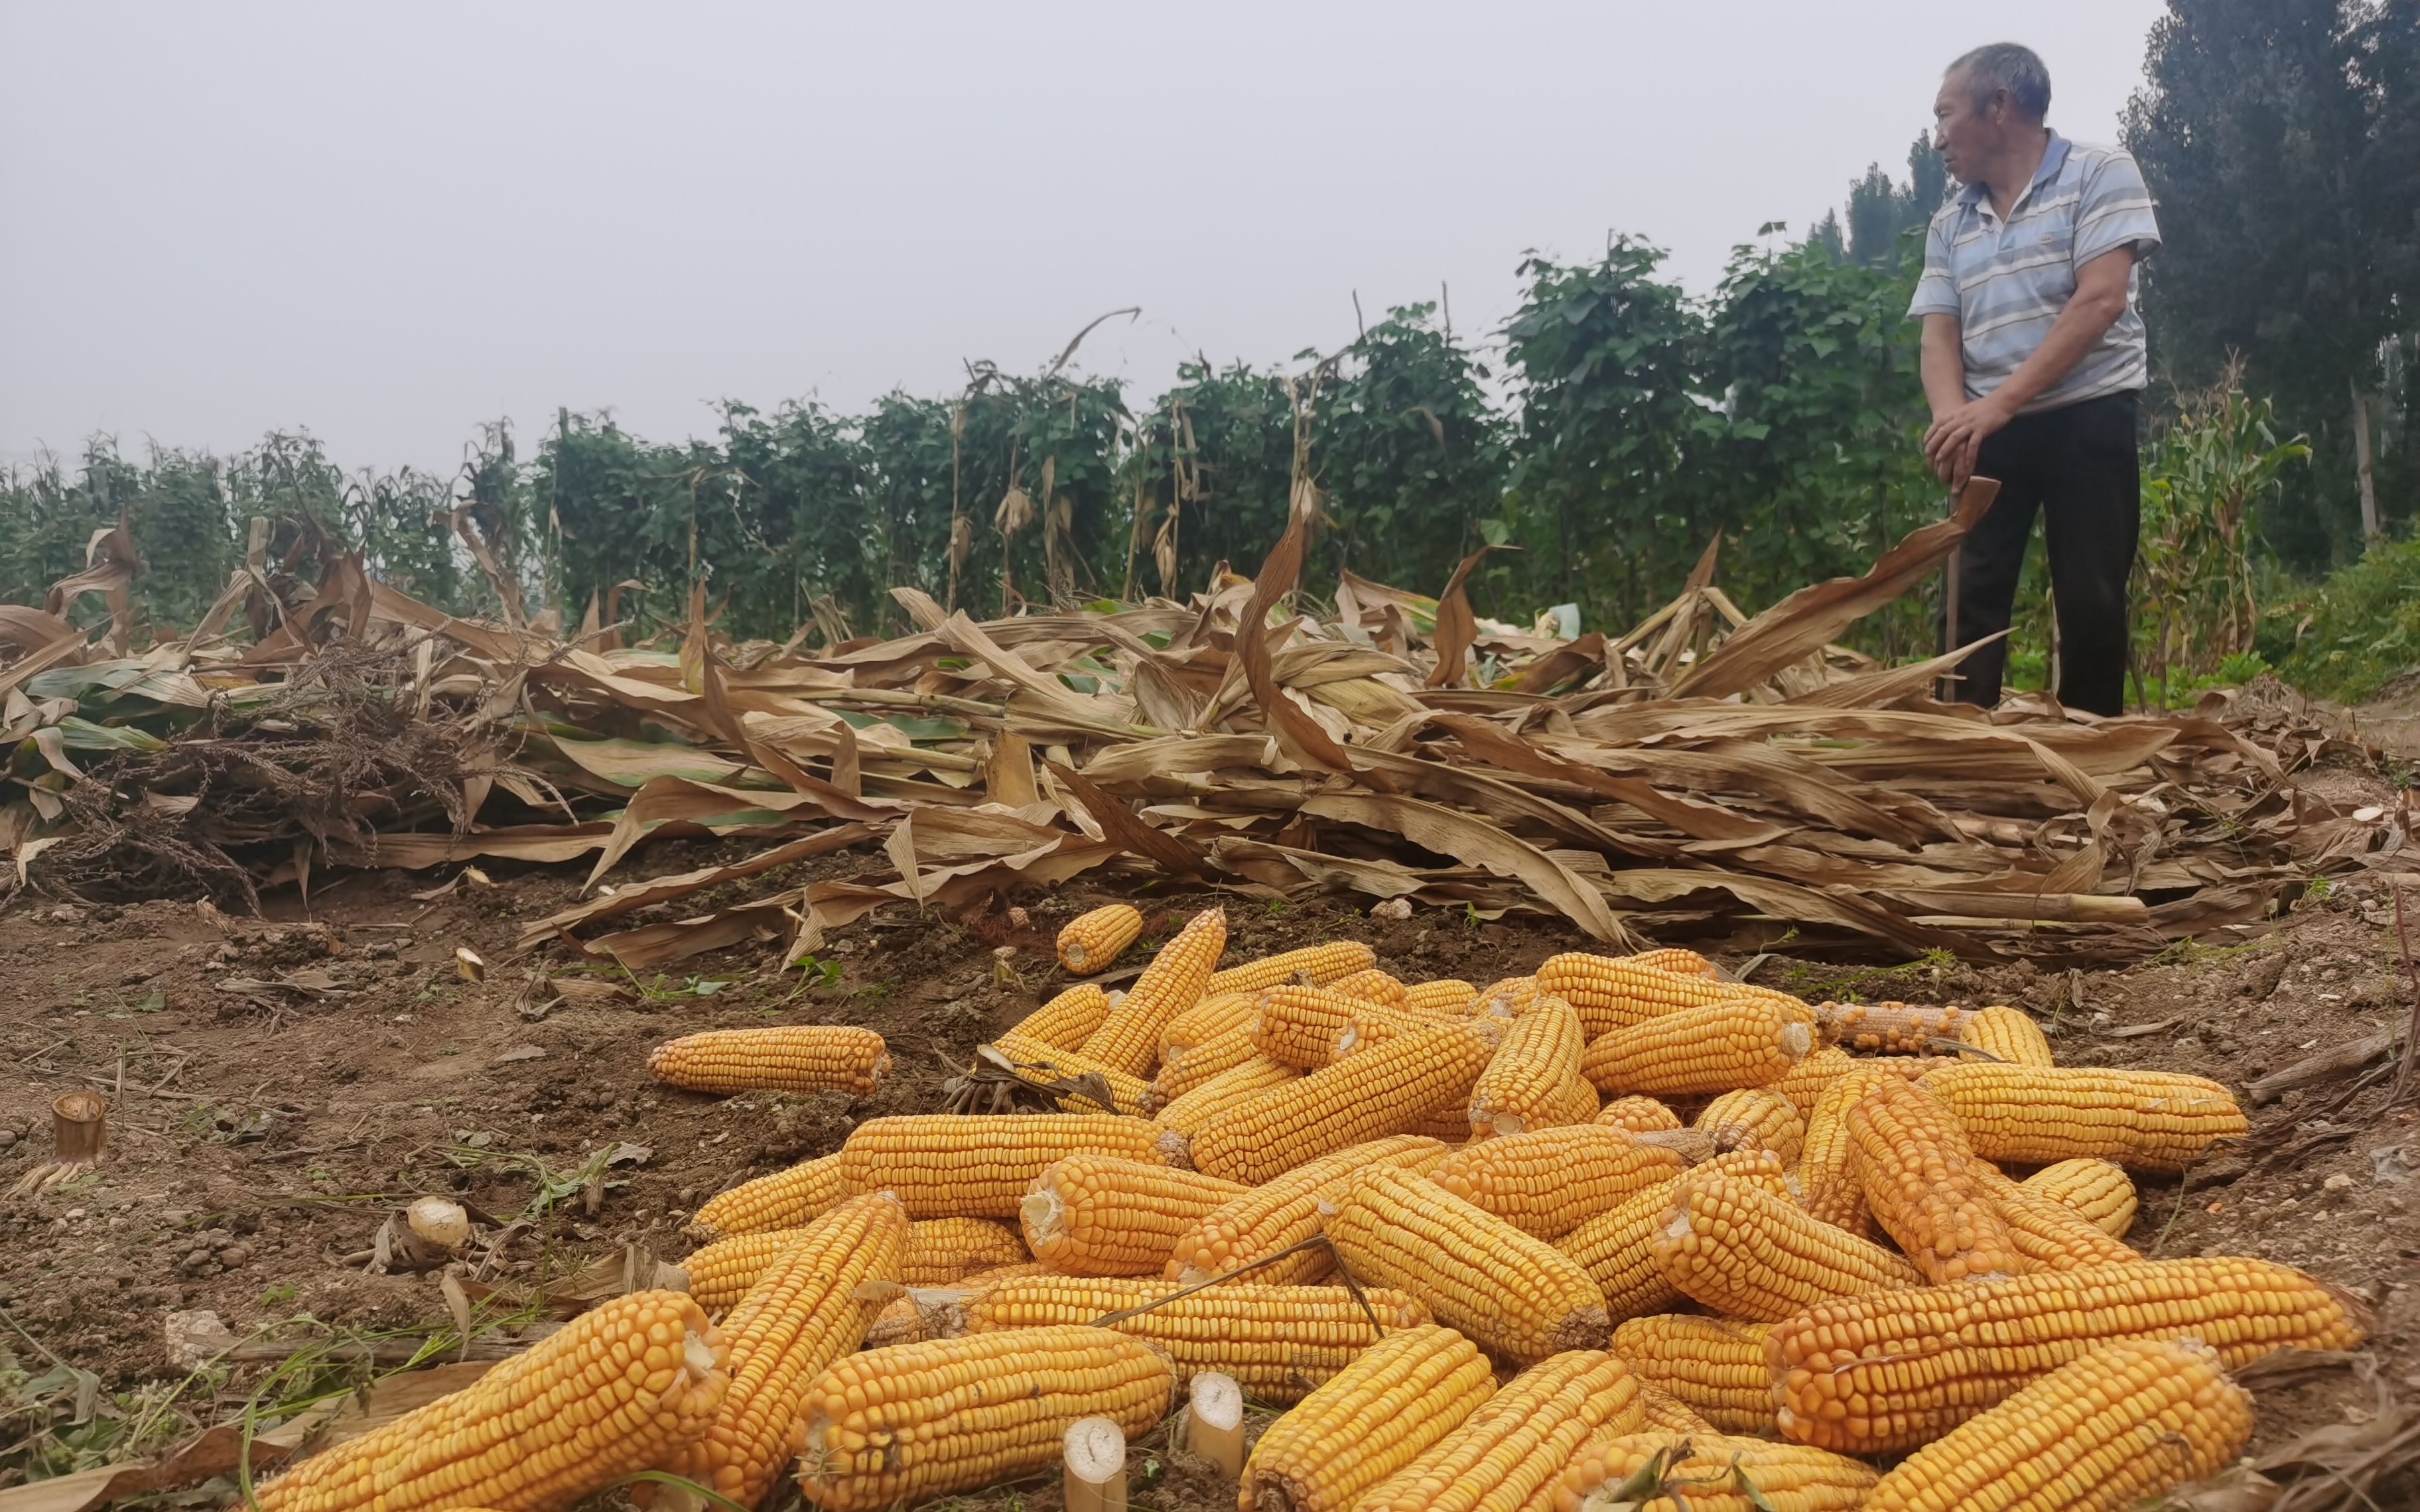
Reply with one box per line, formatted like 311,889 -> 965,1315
1948,42 -> 2051,121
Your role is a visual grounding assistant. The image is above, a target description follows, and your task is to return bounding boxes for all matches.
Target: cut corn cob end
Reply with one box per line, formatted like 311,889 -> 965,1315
1057,903 -> 1144,973
253,1291 -> 729,1512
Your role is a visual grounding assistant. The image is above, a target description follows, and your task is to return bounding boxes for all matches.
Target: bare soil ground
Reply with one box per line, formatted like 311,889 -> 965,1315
3,766 -> 2417,1511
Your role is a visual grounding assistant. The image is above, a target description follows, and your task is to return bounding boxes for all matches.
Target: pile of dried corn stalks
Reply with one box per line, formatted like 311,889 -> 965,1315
0,487 -> 2389,967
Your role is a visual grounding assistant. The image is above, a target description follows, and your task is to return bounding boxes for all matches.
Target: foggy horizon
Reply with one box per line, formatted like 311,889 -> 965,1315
2,1 -> 2167,475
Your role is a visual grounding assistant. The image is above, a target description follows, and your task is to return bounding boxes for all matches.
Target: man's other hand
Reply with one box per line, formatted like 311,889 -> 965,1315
1924,394 -> 2015,489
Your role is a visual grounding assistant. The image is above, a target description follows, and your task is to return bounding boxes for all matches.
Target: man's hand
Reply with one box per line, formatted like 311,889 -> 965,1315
1923,393 -> 2016,489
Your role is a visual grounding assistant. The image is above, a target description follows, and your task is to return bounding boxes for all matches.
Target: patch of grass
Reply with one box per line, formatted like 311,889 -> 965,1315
1775,946 -> 1956,1004
1,1310 -> 223,1485
2275,538 -> 2420,702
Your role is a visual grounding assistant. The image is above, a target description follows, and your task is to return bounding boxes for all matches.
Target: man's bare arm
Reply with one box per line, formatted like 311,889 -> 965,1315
1919,314 -> 1970,483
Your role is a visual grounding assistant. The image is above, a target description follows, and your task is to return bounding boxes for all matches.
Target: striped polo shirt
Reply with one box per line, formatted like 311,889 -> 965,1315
1909,131 -> 2163,413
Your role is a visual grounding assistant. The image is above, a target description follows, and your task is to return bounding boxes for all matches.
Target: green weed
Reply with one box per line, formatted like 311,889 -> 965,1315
2279,538 -> 2420,702
1776,946 -> 1955,1004
1,1310 -> 223,1485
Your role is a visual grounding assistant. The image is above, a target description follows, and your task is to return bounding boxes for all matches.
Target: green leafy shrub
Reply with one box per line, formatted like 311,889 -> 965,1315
2278,538 -> 2420,701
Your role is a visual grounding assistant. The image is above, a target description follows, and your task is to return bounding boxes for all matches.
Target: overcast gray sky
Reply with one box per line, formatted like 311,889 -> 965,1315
1,1 -> 2168,473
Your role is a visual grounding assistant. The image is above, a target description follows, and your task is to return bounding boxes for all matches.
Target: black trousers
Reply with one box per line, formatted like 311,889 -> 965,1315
1943,390 -> 2140,716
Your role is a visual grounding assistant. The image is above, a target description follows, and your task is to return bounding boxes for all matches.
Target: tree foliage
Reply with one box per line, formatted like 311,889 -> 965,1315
1499,233 -> 1939,639
1811,135 -> 1948,269
2125,0 -> 2420,564
0,237 -> 1946,656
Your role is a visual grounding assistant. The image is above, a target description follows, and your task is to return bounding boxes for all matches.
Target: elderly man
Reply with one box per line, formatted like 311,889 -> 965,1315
1914,42 -> 2162,716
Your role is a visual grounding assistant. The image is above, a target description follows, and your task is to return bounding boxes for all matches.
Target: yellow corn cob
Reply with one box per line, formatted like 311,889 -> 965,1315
1327,1166 -> 1612,1362
1555,1149 -> 1792,1323
980,1033 -> 1152,1116
2018,1157 -> 2137,1237
1791,1064 -> 1895,1238
1813,999 -> 1975,1053
1166,1134 -> 1450,1285
1205,939 -> 1377,997
795,1324 -> 1172,1509
1956,1003 -> 2053,1066
682,1228 -> 815,1312
689,1214 -> 1027,1309
1150,1056 -> 1300,1141
1239,1324 -> 1496,1512
1595,1095 -> 1682,1134
1994,1188 -> 2144,1270
1335,1001 -> 1467,1058
1187,1018 -> 1503,1186
1158,989 -> 1259,1060
1610,1315 -> 1776,1434
1403,977 -> 1478,1013
687,1152 -> 850,1241
1406,1107 -> 1481,1143
1767,1255 -> 2368,1454
1469,975 -> 1540,1018
1330,966 -> 1410,1005
1580,993 -> 1814,1096
1627,946 -> 1719,980
1632,1385 -> 1716,1434
1652,1172 -> 1921,1322
253,1291 -> 726,1512
1863,1336 -> 2252,1512
1537,952 -> 1771,1035
1467,995 -> 1587,1139
1918,1062 -> 2248,1172
961,1276 -> 1428,1403
1551,1434 -> 1878,1512
1770,1044 -> 1856,1113
1847,1074 -> 2021,1285
1357,1350 -> 1643,1512
1056,902 -> 1142,973
900,1216 -> 1028,1285
667,1193 -> 906,1506
1250,983 -> 1370,1069
1144,1023 -> 1260,1107
1077,905 -> 1225,1076
837,1113 -> 1162,1219
1554,1078 -> 1600,1125
1694,1087 -> 1806,1165
1963,1160 -> 2126,1263
1004,981 -> 1113,1051
647,1025 -> 889,1096
1872,1053 -> 1960,1079
1429,1125 -> 1687,1240
1020,1153 -> 1246,1275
